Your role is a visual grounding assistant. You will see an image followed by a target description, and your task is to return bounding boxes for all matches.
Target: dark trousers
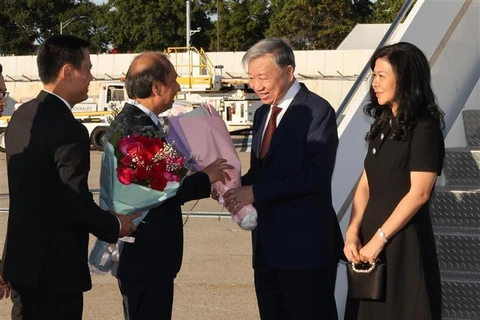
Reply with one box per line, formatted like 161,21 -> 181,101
118,277 -> 174,320
254,265 -> 338,320
10,284 -> 83,320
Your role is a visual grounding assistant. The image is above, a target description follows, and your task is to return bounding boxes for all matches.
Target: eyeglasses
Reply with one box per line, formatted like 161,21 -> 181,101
0,91 -> 8,100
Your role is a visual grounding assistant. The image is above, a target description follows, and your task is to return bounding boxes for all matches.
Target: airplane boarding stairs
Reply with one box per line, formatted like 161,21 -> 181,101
431,109 -> 480,320
332,1 -> 480,319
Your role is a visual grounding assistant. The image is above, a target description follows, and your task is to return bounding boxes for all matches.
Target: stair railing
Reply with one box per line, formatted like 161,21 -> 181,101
335,0 -> 416,223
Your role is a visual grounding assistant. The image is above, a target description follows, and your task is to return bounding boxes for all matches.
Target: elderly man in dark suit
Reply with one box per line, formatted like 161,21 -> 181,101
1,35 -> 139,320
111,52 -> 232,320
224,37 -> 343,320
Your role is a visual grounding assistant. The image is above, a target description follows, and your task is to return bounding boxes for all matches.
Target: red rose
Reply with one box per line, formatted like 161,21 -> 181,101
135,165 -> 152,181
116,167 -> 135,185
115,132 -> 187,191
136,135 -> 153,150
173,156 -> 184,167
120,154 -> 135,167
118,136 -> 138,154
150,174 -> 168,191
163,172 -> 181,182
118,136 -> 134,147
147,137 -> 164,154
137,149 -> 154,164
152,162 -> 166,175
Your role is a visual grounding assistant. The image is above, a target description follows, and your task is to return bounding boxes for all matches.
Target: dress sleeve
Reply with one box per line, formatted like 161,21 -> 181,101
409,118 -> 445,175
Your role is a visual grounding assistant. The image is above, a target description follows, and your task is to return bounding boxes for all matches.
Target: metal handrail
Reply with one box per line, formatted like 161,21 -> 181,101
335,0 -> 416,124
334,0 -> 416,223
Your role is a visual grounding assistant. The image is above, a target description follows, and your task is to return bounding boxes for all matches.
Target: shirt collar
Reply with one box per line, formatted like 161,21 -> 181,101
128,99 -> 164,127
275,80 -> 301,109
42,89 -> 72,112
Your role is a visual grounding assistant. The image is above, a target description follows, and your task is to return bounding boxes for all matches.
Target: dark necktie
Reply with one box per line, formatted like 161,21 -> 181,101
260,105 -> 282,159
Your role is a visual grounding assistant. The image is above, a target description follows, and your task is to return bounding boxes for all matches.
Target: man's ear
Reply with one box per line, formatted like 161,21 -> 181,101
286,65 -> 295,81
61,65 -> 73,81
153,81 -> 163,96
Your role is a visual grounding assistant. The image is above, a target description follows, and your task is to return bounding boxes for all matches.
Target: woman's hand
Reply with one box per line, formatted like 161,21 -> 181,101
344,232 -> 363,264
359,236 -> 385,263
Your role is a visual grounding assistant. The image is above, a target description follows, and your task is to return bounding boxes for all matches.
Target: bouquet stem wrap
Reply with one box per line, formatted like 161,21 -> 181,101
213,170 -> 257,230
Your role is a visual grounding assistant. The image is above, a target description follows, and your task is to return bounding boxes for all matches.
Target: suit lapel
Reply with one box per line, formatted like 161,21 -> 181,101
262,84 -> 309,161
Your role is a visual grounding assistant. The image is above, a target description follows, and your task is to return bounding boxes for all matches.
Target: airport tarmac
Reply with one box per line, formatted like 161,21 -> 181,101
0,150 -> 260,320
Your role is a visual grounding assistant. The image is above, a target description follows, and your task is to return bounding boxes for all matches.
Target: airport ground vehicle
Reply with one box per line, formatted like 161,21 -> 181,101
166,46 -> 262,132
0,47 -> 260,152
0,81 -> 127,152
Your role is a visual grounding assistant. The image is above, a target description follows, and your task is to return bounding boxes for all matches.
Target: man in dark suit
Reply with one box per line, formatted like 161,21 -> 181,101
1,34 -> 139,320
224,38 -> 342,320
111,52 -> 232,320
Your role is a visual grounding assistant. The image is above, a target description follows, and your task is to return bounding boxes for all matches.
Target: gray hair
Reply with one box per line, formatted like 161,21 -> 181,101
241,37 -> 296,70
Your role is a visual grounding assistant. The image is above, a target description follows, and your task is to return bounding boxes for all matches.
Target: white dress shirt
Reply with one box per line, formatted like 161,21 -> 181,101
261,80 -> 301,140
128,99 -> 164,128
42,89 -> 72,111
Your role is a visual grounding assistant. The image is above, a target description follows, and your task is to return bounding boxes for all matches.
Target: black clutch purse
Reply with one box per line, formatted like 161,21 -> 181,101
347,260 -> 386,300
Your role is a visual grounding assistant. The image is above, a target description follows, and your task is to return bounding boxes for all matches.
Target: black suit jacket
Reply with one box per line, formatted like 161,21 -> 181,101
2,91 -> 119,292
111,103 -> 211,280
243,83 -> 343,270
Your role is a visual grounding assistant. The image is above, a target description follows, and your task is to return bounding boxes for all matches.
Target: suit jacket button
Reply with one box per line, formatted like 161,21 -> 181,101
372,147 -> 377,155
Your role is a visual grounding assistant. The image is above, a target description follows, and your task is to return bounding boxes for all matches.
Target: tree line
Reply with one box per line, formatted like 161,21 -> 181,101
0,0 -> 406,55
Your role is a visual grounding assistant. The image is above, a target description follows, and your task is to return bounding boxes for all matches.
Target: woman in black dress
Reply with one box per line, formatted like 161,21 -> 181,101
344,42 -> 445,320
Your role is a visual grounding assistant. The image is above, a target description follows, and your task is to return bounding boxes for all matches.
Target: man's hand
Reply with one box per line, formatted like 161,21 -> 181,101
202,159 -> 233,184
211,188 -> 220,201
0,275 -> 10,300
116,211 -> 142,238
224,186 -> 254,213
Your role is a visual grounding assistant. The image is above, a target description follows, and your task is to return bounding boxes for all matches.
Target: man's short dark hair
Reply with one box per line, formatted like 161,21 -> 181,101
0,63 -> 3,74
37,35 -> 90,84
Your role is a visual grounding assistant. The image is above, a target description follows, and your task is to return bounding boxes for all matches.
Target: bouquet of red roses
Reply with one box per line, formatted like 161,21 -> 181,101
89,126 -> 191,273
115,133 -> 188,191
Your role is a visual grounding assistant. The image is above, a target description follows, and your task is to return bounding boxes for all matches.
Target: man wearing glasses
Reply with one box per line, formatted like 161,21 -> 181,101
0,63 -> 7,116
